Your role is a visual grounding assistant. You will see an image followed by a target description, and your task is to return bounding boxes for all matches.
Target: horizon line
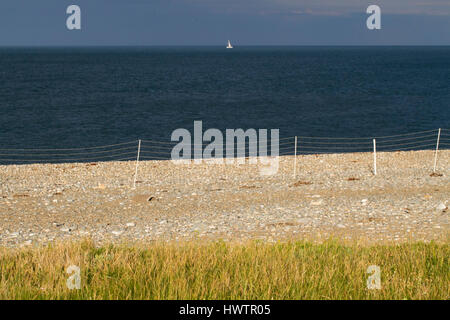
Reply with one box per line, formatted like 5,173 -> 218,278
1,44 -> 450,48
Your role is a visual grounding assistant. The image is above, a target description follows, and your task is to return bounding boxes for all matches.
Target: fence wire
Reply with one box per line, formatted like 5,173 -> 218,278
0,129 -> 448,164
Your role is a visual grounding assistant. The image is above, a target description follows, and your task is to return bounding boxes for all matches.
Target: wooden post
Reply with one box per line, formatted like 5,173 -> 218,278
133,139 -> 141,189
293,136 -> 298,178
433,128 -> 441,173
373,139 -> 377,175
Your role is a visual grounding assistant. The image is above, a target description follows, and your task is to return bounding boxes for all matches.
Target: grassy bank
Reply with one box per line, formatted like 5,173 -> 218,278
0,240 -> 448,300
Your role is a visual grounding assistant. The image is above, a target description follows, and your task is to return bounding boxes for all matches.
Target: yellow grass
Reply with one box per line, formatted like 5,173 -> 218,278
0,239 -> 448,300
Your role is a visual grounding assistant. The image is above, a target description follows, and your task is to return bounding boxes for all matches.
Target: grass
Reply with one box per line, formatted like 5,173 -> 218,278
0,239 -> 448,300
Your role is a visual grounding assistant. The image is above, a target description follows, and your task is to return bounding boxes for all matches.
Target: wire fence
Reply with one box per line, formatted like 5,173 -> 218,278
0,128 -> 448,165
0,141 -> 139,164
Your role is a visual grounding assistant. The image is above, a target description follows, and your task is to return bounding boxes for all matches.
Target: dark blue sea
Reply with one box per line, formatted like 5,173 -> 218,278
0,46 -> 449,162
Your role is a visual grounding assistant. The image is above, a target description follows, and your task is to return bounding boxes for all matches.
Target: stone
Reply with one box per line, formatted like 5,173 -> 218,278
311,199 -> 323,206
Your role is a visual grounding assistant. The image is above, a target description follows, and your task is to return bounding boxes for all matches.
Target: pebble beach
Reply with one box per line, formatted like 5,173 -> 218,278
0,150 -> 448,247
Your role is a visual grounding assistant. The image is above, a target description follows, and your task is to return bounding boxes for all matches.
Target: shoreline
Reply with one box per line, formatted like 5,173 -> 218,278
0,150 -> 448,247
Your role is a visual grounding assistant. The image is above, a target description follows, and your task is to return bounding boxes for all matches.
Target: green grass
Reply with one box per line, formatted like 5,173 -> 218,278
0,239 -> 448,299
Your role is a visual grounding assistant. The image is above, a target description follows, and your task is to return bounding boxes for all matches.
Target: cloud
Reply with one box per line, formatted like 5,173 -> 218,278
185,0 -> 450,16
290,9 -> 343,17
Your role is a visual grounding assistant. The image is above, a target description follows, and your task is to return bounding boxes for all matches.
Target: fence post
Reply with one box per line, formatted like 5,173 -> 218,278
133,139 -> 141,189
433,128 -> 441,173
373,139 -> 377,175
293,136 -> 298,178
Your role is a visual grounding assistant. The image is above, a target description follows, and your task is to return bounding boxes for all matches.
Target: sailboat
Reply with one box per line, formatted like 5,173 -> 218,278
226,40 -> 233,49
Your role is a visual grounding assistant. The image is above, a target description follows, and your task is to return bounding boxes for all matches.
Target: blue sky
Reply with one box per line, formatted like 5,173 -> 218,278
0,0 -> 449,45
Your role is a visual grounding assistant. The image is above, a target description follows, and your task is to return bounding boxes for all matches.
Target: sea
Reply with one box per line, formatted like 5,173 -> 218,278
0,46 -> 449,162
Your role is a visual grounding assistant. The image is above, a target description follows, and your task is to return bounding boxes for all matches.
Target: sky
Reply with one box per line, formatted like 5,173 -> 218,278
0,0 -> 449,46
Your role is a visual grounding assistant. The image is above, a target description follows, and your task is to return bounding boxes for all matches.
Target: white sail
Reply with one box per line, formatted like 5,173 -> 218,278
226,40 -> 233,49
